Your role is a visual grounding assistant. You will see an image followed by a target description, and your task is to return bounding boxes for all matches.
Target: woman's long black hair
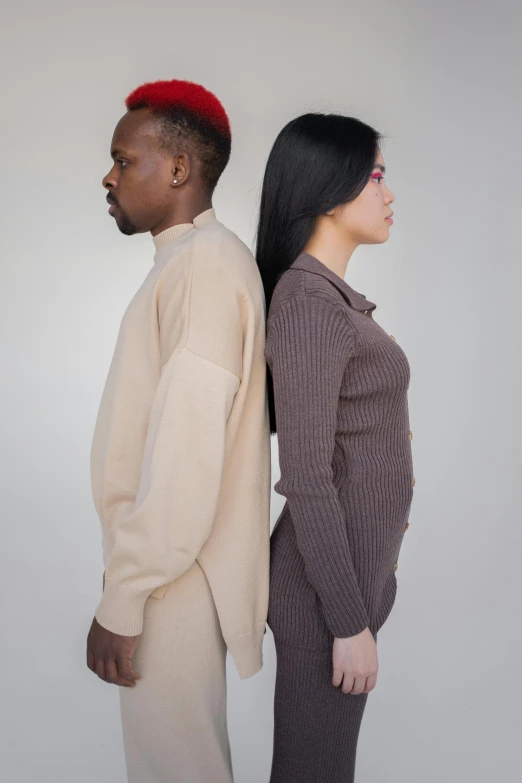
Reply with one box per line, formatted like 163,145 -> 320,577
255,112 -> 382,434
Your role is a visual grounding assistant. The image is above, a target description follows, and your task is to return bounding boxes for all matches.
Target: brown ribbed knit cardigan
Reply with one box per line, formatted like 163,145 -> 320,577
265,252 -> 414,647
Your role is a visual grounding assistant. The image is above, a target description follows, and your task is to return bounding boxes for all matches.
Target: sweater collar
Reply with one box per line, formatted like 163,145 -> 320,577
290,252 -> 377,312
152,207 -> 217,252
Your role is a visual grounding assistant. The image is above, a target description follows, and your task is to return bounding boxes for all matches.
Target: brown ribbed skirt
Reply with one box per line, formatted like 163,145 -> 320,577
270,637 -> 372,783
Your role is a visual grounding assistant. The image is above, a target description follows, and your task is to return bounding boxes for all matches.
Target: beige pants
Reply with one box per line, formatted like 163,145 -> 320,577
119,562 -> 233,783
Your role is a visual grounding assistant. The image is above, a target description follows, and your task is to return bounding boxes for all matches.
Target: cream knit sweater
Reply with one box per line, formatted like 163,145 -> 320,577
91,208 -> 271,679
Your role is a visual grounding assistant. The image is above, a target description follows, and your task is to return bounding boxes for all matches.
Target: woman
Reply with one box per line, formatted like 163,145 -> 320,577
256,113 -> 414,782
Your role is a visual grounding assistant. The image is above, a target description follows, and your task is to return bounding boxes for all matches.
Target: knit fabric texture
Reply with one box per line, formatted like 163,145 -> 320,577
91,208 -> 271,679
265,252 -> 414,646
269,639 -> 370,783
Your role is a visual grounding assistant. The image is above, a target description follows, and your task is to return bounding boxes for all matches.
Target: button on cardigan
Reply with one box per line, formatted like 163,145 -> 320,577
265,252 -> 414,644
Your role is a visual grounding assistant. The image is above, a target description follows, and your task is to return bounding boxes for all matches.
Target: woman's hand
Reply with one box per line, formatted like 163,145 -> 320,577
332,627 -> 378,695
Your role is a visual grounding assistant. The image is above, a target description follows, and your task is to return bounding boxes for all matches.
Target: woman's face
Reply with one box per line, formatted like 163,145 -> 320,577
333,151 -> 395,245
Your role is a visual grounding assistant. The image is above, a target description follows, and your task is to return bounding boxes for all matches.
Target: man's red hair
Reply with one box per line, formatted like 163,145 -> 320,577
125,79 -> 231,139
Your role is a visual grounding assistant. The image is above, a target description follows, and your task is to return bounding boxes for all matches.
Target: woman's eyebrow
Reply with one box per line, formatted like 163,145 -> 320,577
373,163 -> 386,174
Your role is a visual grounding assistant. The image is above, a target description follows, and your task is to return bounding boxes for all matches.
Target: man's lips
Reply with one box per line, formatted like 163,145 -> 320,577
108,204 -> 119,216
106,195 -> 119,216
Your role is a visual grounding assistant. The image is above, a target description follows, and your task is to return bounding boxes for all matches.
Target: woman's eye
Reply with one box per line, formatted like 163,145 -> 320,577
371,174 -> 384,184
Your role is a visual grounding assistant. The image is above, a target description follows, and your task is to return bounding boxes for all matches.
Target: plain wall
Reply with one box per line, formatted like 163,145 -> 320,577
1,1 -> 521,780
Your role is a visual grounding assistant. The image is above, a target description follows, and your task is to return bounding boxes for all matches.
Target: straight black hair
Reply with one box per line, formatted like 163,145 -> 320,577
255,112 -> 382,434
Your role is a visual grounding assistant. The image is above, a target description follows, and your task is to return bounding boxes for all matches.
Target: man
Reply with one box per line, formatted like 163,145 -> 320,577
86,79 -> 270,783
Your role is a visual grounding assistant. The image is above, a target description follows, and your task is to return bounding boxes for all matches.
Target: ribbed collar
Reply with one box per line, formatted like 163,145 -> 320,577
152,208 -> 217,252
291,252 -> 377,312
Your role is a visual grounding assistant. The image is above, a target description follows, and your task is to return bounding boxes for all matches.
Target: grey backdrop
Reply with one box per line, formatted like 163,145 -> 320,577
1,1 -> 521,781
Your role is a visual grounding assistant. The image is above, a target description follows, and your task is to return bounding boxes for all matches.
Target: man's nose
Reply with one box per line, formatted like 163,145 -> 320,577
102,169 -> 118,190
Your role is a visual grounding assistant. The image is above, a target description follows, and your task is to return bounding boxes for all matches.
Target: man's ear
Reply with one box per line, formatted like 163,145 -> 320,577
171,153 -> 190,186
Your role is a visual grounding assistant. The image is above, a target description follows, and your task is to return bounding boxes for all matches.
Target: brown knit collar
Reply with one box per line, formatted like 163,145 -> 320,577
291,252 -> 377,313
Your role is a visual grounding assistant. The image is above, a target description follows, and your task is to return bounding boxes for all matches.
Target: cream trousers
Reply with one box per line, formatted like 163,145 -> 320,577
119,561 -> 233,783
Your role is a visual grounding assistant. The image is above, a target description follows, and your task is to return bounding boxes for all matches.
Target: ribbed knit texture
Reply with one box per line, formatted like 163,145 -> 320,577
265,251 -> 414,781
265,252 -> 414,643
270,639 -> 371,783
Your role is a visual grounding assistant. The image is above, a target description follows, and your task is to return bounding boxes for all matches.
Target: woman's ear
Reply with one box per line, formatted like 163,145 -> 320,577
324,200 -> 336,217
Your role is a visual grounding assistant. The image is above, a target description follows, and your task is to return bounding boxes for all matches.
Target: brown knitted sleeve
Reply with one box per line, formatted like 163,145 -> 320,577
266,294 -> 369,638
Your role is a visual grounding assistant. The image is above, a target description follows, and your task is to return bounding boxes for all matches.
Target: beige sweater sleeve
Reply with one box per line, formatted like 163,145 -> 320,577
95,252 -> 242,636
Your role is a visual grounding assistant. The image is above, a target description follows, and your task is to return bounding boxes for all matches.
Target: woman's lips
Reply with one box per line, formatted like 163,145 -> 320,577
385,216 -> 394,224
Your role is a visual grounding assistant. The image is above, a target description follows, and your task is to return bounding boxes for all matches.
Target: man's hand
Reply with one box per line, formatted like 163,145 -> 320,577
332,627 -> 378,695
86,617 -> 141,687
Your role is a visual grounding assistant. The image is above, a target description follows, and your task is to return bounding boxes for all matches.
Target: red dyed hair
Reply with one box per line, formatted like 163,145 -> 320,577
125,79 -> 231,139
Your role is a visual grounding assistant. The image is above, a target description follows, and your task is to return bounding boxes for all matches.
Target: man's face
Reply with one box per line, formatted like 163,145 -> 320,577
102,108 -> 175,235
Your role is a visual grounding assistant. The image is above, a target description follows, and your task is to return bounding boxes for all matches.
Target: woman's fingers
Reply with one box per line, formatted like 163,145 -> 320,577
332,667 -> 344,687
334,668 -> 377,695
336,670 -> 375,695
363,673 -> 378,693
348,676 -> 367,696
341,675 -> 355,694
332,631 -> 379,695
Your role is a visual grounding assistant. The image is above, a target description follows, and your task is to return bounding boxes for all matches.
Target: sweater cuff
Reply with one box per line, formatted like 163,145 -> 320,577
327,615 -> 370,640
322,600 -> 370,640
95,580 -> 150,636
226,622 -> 266,679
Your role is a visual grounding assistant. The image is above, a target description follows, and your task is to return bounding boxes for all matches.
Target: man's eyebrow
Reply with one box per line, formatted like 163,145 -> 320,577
111,148 -> 129,159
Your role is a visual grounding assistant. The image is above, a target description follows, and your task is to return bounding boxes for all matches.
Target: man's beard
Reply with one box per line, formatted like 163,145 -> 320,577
116,209 -> 138,236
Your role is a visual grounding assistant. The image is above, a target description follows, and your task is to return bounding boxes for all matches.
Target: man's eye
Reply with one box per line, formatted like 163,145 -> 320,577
118,159 -> 128,168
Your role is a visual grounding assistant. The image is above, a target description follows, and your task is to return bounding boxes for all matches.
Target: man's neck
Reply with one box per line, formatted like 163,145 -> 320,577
151,197 -> 213,237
